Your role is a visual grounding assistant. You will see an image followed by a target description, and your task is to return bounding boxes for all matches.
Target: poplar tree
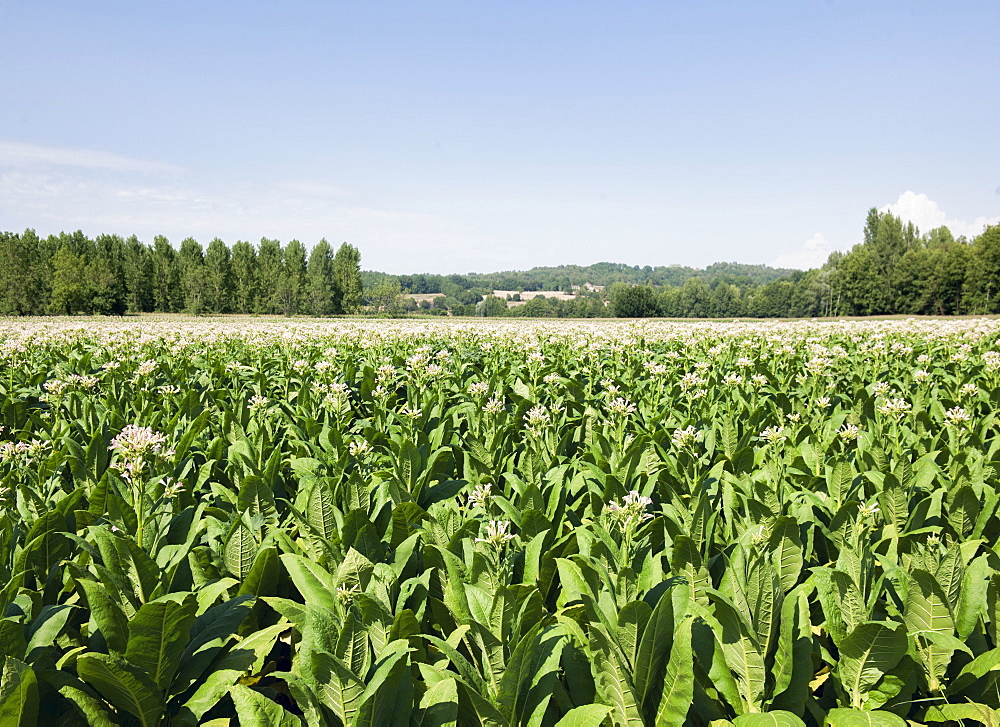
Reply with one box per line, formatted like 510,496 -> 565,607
306,238 -> 335,315
332,242 -> 362,313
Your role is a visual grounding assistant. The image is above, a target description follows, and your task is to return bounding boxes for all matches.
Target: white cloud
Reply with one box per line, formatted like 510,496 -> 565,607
880,191 -> 999,240
772,232 -> 835,270
0,140 -> 181,174
0,140 -> 495,273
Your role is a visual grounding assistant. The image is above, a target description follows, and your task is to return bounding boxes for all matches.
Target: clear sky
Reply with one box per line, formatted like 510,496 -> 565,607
1,1 -> 998,274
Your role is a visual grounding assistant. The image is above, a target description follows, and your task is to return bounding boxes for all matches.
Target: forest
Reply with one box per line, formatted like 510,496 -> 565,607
1,209 -> 998,318
0,233 -> 364,317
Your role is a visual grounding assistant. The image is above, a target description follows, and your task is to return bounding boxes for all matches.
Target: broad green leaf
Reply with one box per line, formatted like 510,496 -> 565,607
554,704 -> 613,727
824,708 -> 907,726
223,518 -> 258,580
654,616 -> 693,727
415,675 -> 459,727
835,621 -> 907,710
230,683 -> 301,727
77,653 -> 165,727
923,703 -> 1000,726
733,712 -> 806,727
78,579 -> 129,655
0,657 -> 38,727
125,593 -> 198,693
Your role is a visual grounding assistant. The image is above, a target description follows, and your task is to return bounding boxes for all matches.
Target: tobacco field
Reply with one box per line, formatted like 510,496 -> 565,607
4,317 -> 1000,726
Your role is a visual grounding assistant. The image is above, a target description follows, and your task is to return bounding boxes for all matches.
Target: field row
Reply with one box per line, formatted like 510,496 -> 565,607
2,317 -> 1000,725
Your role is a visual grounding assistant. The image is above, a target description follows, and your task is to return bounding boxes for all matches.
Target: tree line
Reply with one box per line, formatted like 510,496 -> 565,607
603,211 -> 1000,318
0,231 -> 363,316
3,209 -> 999,318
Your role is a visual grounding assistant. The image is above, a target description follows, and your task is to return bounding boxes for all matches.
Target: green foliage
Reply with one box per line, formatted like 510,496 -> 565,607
1,318 -> 1000,723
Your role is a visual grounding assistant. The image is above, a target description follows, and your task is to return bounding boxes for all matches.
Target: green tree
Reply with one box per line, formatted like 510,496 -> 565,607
230,240 -> 258,314
277,239 -> 307,316
0,229 -> 46,315
48,246 -> 90,315
366,277 -> 403,316
306,239 -> 336,315
476,295 -> 508,317
256,238 -> 283,314
89,234 -> 127,315
204,238 -> 234,313
967,225 -> 1000,313
609,283 -> 659,317
332,242 -> 362,313
151,236 -> 182,312
123,235 -> 154,312
178,237 -> 207,314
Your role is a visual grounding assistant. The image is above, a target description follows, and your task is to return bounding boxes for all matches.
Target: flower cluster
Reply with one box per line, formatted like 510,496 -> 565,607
606,490 -> 654,529
109,425 -> 174,485
671,425 -> 699,449
475,520 -> 515,548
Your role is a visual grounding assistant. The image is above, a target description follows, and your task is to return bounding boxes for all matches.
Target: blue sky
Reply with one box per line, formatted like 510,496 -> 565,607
1,1 -> 998,274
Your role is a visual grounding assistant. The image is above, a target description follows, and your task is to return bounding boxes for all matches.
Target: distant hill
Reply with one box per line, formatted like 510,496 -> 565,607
364,260 -> 797,296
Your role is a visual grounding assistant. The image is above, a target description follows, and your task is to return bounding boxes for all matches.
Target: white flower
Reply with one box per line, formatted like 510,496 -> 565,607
671,426 -> 699,449
482,396 -> 505,415
759,426 -> 786,445
605,490 -> 654,527
877,397 -> 911,419
110,425 -> 171,457
349,440 -> 373,458
838,423 -> 861,441
680,372 -> 706,390
162,477 -> 184,500
468,381 -> 489,397
398,404 -> 422,420
944,406 -> 971,429
606,397 -> 637,417
524,404 -> 550,431
475,520 -> 515,547
467,483 -> 492,509
872,381 -> 891,397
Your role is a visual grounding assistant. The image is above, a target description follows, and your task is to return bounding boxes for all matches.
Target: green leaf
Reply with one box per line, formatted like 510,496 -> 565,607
415,675 -> 459,727
823,708 -> 907,726
653,616 -> 693,727
0,657 -> 38,727
77,652 -> 165,727
770,585 -> 813,714
77,579 -> 129,655
768,517 -> 803,593
354,641 -> 414,727
923,703 -> 1000,726
733,712 -> 806,727
834,621 -> 907,710
223,518 -> 258,580
177,624 -> 285,722
307,649 -> 366,726
24,604 -> 75,659
633,585 -> 677,708
589,625 -> 643,726
125,593 -> 198,693
230,684 -> 301,727
904,570 -> 957,691
280,554 -> 339,612
237,475 -> 278,522
554,704 -> 613,727
174,594 -> 256,691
